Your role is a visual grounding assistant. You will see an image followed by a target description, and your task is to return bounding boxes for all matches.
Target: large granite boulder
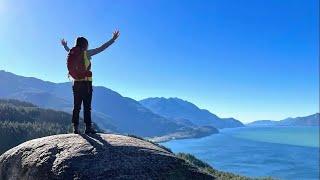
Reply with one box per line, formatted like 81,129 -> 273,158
0,133 -> 214,180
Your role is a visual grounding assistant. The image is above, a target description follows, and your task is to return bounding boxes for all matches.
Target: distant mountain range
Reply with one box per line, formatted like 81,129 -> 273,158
0,70 -> 220,138
3,70 -> 316,140
140,97 -> 244,129
247,113 -> 319,127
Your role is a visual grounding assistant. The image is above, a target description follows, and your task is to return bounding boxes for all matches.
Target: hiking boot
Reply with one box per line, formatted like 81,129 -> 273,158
73,123 -> 79,134
85,124 -> 97,134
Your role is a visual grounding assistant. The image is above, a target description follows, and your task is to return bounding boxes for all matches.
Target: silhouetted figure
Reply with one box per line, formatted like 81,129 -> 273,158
61,30 -> 120,134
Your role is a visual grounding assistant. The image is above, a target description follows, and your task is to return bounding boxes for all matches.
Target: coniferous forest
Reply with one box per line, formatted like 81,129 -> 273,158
0,99 -> 100,154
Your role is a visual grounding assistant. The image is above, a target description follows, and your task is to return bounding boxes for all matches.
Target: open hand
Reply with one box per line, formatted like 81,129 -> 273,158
61,39 -> 68,46
112,30 -> 120,41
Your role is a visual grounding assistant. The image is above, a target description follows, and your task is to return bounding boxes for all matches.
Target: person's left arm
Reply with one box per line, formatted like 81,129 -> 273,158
87,30 -> 120,57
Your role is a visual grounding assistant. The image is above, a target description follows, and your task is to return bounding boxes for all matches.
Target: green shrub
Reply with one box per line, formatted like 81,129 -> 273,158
176,153 -> 274,180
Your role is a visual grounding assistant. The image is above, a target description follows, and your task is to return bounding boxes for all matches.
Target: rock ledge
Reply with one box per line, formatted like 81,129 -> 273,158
0,133 -> 213,180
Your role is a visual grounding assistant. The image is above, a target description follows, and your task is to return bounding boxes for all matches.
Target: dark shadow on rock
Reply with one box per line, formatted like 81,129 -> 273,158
79,133 -> 112,152
80,133 -> 168,155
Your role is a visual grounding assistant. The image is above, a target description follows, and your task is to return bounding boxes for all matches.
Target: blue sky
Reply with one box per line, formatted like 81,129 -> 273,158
0,0 -> 318,122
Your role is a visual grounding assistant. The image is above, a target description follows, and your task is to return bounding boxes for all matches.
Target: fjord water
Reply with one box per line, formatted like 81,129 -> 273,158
162,127 -> 319,180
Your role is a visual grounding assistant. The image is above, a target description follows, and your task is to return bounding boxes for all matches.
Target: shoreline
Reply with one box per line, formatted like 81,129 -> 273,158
148,130 -> 219,143
150,126 -> 249,143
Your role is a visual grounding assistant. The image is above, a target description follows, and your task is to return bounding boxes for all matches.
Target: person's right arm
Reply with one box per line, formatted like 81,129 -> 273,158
61,39 -> 70,52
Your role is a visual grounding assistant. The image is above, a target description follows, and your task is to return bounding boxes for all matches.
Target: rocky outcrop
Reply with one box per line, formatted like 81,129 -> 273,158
0,133 -> 214,180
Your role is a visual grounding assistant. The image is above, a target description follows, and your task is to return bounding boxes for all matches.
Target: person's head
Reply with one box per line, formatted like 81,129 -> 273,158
75,37 -> 88,50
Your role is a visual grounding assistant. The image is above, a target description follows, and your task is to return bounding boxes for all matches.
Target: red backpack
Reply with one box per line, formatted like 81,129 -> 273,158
67,47 -> 87,79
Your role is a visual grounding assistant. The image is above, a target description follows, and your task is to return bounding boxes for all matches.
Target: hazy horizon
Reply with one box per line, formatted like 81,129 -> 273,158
0,69 -> 318,123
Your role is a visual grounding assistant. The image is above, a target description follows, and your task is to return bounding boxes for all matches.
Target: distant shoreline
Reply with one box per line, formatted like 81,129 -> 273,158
152,125 -> 320,144
148,130 -> 219,143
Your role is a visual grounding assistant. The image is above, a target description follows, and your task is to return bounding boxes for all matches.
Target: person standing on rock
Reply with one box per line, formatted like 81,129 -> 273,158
61,30 -> 120,134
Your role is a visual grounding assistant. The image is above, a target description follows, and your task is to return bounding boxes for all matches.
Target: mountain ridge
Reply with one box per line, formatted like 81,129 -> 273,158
0,70 -> 218,138
247,113 -> 320,126
140,97 -> 244,129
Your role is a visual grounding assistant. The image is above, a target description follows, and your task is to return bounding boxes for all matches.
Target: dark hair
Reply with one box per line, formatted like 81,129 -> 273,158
75,37 -> 88,49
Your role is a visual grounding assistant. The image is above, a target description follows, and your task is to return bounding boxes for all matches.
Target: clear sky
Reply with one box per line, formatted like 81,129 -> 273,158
0,0 -> 318,122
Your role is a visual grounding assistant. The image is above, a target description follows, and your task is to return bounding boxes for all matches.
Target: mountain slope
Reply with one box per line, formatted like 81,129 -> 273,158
247,113 -> 320,126
0,70 -> 217,138
140,97 -> 244,129
246,120 -> 277,126
0,99 -> 100,154
0,70 -> 184,137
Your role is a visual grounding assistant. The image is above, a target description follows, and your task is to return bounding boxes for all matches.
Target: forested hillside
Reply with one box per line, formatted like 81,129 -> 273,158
0,99 -> 100,154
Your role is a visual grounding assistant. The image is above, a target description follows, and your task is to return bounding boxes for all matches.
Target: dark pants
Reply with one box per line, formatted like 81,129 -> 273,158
72,81 -> 93,125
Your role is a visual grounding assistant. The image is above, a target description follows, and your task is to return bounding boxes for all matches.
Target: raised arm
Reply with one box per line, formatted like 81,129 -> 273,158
87,30 -> 120,57
61,39 -> 70,52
